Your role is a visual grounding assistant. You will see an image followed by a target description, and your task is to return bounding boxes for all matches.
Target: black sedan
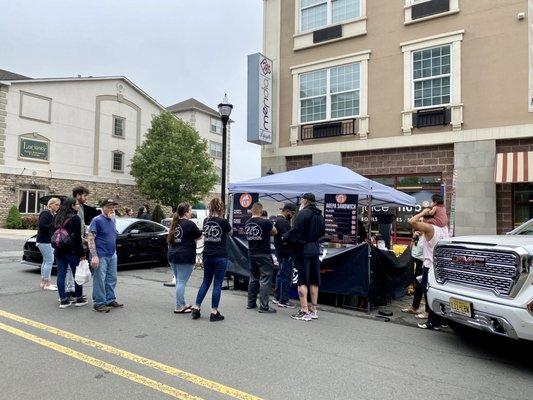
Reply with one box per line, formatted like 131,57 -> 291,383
22,218 -> 169,269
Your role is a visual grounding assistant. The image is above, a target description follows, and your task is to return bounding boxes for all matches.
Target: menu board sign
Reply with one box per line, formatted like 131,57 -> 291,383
324,194 -> 359,244
232,193 -> 259,236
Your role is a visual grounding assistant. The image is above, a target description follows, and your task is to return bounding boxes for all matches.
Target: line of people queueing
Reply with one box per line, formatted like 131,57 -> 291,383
36,186 -> 123,312
168,193 -> 325,322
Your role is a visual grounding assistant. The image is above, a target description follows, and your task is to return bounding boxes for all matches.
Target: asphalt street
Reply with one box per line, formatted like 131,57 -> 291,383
0,237 -> 532,400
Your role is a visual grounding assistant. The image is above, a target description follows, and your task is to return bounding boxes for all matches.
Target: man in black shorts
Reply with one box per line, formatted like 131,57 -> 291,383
245,202 -> 278,313
286,193 -> 325,321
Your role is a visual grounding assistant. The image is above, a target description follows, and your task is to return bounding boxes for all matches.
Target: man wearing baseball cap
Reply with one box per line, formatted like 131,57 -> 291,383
285,193 -> 325,321
87,199 -> 123,313
272,203 -> 297,308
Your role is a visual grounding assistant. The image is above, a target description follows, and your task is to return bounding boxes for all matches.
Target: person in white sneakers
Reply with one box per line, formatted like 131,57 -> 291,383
36,197 -> 61,291
408,209 -> 450,330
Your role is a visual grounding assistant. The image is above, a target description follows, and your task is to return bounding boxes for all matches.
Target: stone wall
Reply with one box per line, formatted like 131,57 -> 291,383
286,155 -> 312,171
341,144 -> 454,210
453,140 -> 497,235
0,173 -> 168,226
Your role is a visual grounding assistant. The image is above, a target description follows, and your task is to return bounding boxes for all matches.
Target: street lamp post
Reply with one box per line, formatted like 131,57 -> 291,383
218,94 -> 233,206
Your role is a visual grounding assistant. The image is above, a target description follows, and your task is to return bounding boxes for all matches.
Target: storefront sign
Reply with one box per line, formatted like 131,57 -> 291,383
247,53 -> 273,145
232,192 -> 259,236
19,138 -> 49,161
324,194 -> 359,244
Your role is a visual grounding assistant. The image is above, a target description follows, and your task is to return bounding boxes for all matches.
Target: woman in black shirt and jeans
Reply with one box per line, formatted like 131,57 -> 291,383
167,203 -> 202,313
36,197 -> 61,290
191,198 -> 232,322
53,197 -> 87,309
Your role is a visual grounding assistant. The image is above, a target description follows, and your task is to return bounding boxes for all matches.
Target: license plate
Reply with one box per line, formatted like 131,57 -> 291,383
449,298 -> 473,318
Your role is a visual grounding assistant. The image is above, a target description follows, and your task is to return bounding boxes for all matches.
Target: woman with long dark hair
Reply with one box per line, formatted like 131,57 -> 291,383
191,198 -> 232,322
36,197 -> 61,290
53,197 -> 87,309
167,203 -> 202,313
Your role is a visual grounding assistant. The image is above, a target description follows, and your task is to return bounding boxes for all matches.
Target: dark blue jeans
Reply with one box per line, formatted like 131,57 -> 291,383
55,253 -> 83,301
195,256 -> 228,309
275,255 -> 292,303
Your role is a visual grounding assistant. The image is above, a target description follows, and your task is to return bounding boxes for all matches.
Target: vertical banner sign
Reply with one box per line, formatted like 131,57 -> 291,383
247,53 -> 273,144
232,193 -> 259,236
324,194 -> 359,244
449,169 -> 458,237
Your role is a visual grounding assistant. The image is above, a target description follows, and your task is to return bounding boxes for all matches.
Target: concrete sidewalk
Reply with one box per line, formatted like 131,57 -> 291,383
0,228 -> 36,239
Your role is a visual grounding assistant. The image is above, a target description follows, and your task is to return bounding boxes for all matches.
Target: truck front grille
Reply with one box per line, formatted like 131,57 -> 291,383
434,246 -> 521,296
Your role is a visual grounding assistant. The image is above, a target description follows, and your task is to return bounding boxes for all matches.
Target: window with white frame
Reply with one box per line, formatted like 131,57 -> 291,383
413,45 -> 451,108
112,151 -> 124,172
209,141 -> 223,158
18,189 -> 45,214
210,118 -> 222,134
113,116 -> 125,137
300,0 -> 361,32
216,167 -> 222,183
300,62 -> 360,123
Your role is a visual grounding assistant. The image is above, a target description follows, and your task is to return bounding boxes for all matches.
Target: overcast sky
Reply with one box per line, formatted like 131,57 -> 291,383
0,0 -> 263,182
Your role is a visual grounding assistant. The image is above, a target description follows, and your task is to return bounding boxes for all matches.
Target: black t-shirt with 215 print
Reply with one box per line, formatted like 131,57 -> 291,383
245,217 -> 274,255
202,217 -> 232,258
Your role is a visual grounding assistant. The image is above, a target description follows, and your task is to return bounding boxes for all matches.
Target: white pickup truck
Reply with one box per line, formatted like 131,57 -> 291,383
427,220 -> 533,341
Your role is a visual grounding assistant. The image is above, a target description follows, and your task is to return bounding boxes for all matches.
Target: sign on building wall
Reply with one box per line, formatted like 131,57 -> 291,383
19,136 -> 49,161
247,53 -> 273,144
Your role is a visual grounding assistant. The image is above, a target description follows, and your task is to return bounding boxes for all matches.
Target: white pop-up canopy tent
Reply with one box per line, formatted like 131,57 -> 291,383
229,163 -> 416,207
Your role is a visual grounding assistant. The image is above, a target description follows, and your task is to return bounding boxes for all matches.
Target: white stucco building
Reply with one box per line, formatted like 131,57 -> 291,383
0,68 -> 164,222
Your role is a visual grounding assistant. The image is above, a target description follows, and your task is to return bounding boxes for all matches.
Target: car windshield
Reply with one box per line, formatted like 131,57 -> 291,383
509,219 -> 533,235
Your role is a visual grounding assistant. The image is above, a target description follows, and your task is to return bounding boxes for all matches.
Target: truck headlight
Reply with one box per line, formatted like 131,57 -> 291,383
528,301 -> 533,315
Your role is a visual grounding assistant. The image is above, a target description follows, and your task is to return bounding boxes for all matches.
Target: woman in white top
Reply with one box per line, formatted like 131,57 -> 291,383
408,209 -> 450,330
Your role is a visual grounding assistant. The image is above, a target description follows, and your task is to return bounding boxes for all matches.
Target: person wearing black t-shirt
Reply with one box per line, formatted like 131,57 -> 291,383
167,203 -> 202,314
273,203 -> 297,308
245,202 -> 278,313
191,198 -> 232,322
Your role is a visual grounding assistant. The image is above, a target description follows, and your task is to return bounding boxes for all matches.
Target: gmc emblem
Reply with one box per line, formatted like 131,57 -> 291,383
451,255 -> 486,268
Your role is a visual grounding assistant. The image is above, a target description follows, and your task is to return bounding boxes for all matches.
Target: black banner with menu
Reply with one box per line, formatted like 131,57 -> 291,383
232,193 -> 258,237
324,194 -> 359,244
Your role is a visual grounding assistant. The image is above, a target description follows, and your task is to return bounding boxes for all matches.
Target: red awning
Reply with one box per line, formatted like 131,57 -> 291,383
495,152 -> 533,183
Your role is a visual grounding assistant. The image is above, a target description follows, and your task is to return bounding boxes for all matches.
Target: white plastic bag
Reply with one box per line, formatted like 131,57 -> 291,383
75,259 -> 91,285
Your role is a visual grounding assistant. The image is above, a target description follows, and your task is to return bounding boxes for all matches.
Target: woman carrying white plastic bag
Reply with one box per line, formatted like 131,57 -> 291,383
75,259 -> 91,286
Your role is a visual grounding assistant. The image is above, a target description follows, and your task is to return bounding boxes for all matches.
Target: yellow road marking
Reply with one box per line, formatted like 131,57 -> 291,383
0,310 -> 263,400
0,322 -> 201,400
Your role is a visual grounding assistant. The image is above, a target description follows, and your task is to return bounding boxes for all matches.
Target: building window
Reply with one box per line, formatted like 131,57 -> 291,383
210,118 -> 222,134
300,62 -> 360,123
209,141 -> 223,158
413,45 -> 451,108
513,183 -> 533,228
18,189 -> 46,214
400,30 -> 463,133
300,0 -> 361,32
364,175 -> 443,241
113,116 -> 125,137
112,151 -> 124,172
215,167 -> 222,184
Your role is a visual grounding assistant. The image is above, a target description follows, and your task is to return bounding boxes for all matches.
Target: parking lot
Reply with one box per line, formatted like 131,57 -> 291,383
1,236 -> 533,400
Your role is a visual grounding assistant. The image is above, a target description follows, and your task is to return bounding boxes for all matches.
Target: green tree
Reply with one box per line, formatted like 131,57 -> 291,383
5,205 -> 23,229
131,112 -> 218,207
